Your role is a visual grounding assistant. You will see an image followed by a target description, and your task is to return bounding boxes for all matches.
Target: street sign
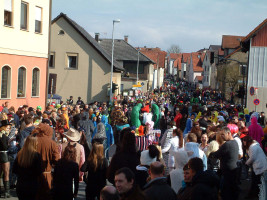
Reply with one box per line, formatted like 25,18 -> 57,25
250,87 -> 255,96
253,99 -> 260,106
132,84 -> 142,87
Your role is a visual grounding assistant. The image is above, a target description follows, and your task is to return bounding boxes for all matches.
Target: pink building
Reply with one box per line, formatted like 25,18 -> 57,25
0,53 -> 47,109
0,0 -> 51,110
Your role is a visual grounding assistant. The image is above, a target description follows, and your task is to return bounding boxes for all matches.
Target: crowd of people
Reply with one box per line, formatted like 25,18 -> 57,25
0,78 -> 267,200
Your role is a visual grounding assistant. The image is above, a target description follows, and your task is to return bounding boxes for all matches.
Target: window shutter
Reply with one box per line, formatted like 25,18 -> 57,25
5,0 -> 12,12
35,7 -> 41,21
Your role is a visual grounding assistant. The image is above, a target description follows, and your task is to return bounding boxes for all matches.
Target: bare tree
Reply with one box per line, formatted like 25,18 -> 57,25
167,45 -> 182,54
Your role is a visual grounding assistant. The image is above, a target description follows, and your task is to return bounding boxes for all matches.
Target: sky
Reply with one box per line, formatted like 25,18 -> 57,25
52,0 -> 267,53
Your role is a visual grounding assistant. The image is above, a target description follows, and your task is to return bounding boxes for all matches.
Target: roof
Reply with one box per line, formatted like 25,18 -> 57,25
99,39 -> 155,63
181,53 -> 191,63
195,76 -> 203,81
169,53 -> 180,60
173,54 -> 182,69
140,50 -> 167,69
190,52 -> 204,72
209,45 -> 221,51
52,13 -> 124,72
221,35 -> 244,49
242,18 -> 267,43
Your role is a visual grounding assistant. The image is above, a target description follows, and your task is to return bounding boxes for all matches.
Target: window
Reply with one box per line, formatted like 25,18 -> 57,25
240,65 -> 247,76
1,66 -> 11,99
124,61 -> 145,74
4,0 -> 12,26
35,7 -> 42,33
66,53 -> 78,69
17,67 -> 26,97
49,52 -> 55,68
48,73 -> 57,94
20,2 -> 28,30
32,68 -> 40,96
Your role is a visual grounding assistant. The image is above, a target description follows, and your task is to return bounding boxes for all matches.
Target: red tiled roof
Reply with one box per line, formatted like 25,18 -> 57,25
170,53 -> 180,60
242,18 -> 267,43
221,35 -> 244,49
195,76 -> 203,81
190,52 -> 204,72
182,53 -> 191,63
140,49 -> 167,69
173,56 -> 182,70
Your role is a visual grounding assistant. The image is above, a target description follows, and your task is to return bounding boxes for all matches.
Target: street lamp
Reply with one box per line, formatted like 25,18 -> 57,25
109,19 -> 120,103
136,48 -> 140,84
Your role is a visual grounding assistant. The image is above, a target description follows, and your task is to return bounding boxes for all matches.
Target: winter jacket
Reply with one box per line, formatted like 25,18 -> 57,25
120,186 -> 147,200
143,177 -> 177,200
17,126 -> 35,149
189,171 -> 220,200
101,115 -> 114,149
162,136 -> 179,168
78,112 -> 95,143
246,142 -> 267,175
185,142 -> 207,170
13,153 -> 43,199
135,165 -> 149,189
52,159 -> 79,199
248,117 -> 264,147
81,158 -> 108,199
169,149 -> 189,193
107,151 -> 140,185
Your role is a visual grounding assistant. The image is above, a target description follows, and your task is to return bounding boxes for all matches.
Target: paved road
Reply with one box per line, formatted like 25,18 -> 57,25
6,182 -> 87,200
6,179 -> 257,200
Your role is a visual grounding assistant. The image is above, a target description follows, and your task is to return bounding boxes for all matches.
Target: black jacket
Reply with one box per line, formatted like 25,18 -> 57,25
53,159 -> 79,198
143,177 -> 177,200
13,153 -> 43,193
190,171 -> 220,200
107,151 -> 140,185
81,158 -> 108,197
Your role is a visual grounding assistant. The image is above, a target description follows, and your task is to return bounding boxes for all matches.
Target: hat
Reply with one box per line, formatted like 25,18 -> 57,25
0,120 -> 11,127
140,150 -> 157,166
65,128 -> 81,142
37,106 -> 42,111
240,133 -> 247,139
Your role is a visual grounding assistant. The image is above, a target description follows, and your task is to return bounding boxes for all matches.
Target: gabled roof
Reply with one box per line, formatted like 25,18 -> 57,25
99,39 -> 155,63
140,50 -> 167,69
169,53 -> 180,60
52,13 -> 124,72
209,45 -> 221,51
242,18 -> 267,43
221,35 -> 244,49
181,53 -> 191,63
190,52 -> 204,72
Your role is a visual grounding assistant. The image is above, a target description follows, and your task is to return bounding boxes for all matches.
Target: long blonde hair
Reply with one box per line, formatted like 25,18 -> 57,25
17,135 -> 38,168
88,142 -> 104,171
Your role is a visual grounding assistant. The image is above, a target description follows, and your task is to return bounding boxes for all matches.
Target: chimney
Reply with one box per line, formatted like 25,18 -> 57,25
95,33 -> 100,42
124,35 -> 128,43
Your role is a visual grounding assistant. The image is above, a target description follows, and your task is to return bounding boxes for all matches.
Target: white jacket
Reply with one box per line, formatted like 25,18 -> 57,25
246,142 -> 267,175
162,136 -> 179,168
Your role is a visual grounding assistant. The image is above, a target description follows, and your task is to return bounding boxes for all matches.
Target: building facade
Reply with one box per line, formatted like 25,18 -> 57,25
0,0 -> 51,109
242,19 -> 267,113
49,13 -> 123,103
